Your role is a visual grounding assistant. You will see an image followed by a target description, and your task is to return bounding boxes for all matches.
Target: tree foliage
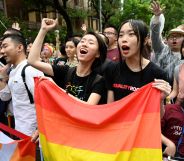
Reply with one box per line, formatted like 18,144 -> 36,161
121,0 -> 184,34
121,0 -> 151,26
2,0 -> 183,41
0,11 -> 12,35
23,0 -> 88,40
0,11 -> 38,43
159,0 -> 184,33
89,0 -> 122,29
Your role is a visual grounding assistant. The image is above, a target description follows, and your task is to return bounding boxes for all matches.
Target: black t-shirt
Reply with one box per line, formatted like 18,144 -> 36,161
105,61 -> 169,101
53,57 -> 67,66
52,65 -> 107,104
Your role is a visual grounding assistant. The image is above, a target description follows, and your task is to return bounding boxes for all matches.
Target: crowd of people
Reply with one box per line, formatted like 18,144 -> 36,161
0,1 -> 183,161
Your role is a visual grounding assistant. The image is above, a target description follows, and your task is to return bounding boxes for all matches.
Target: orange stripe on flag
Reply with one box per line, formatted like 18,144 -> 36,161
34,78 -> 162,161
37,106 -> 161,152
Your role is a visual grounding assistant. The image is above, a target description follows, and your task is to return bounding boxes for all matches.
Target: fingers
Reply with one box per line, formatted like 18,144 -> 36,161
43,18 -> 57,25
152,84 -> 171,94
150,1 -> 158,10
153,78 -> 169,84
39,76 -> 55,83
39,76 -> 48,81
41,18 -> 58,31
81,24 -> 87,31
150,1 -> 159,11
44,19 -> 53,25
31,130 -> 39,143
152,79 -> 171,98
0,66 -> 9,79
163,147 -> 176,157
150,0 -> 164,16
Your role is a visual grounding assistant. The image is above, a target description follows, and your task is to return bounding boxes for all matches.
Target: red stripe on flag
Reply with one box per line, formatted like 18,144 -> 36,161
0,123 -> 29,139
35,79 -> 160,125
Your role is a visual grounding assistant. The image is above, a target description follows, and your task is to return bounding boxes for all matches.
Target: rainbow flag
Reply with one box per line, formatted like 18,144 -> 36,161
35,78 -> 162,161
0,124 -> 36,161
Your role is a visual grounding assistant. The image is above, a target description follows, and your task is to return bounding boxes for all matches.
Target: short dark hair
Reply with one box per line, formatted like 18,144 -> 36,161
66,37 -> 80,47
84,31 -> 107,71
1,34 -> 27,54
3,28 -> 23,37
98,33 -> 109,47
60,44 -> 66,56
104,25 -> 118,35
72,33 -> 83,38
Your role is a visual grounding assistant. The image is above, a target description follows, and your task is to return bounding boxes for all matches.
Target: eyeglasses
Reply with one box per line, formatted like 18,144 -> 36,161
168,34 -> 183,40
103,32 -> 116,36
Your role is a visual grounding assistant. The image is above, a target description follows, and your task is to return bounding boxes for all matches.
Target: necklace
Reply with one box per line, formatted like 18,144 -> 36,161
76,69 -> 91,77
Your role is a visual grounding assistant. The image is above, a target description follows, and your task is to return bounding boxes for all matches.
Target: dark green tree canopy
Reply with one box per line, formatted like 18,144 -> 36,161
120,0 -> 184,34
1,0 -> 183,40
89,0 -> 122,29
159,0 -> 184,33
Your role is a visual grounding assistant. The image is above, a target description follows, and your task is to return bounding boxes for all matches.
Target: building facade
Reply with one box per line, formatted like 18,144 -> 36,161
0,0 -> 99,33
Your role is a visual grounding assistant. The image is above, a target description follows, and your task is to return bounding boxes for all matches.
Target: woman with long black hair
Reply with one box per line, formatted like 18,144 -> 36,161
105,19 -> 171,115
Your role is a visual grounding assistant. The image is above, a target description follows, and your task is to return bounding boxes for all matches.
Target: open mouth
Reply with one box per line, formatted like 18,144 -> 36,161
121,45 -> 130,54
80,49 -> 88,54
172,42 -> 177,45
122,45 -> 130,50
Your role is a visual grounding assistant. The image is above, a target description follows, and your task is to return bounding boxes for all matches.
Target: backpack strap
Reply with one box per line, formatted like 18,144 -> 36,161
66,67 -> 76,83
21,64 -> 34,104
92,74 -> 103,87
175,125 -> 184,157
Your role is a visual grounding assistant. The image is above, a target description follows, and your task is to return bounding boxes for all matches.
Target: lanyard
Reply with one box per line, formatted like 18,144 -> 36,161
176,125 -> 184,153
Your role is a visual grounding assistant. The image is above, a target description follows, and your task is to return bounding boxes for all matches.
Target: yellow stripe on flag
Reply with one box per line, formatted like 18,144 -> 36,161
40,133 -> 162,161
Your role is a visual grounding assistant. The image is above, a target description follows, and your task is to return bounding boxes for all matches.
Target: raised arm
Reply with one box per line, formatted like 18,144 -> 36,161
150,1 -> 166,55
168,77 -> 178,101
81,24 -> 87,35
167,64 -> 180,102
28,18 -> 58,76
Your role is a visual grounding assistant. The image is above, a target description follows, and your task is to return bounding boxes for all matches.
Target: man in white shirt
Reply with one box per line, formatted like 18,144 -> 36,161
0,33 -> 43,136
